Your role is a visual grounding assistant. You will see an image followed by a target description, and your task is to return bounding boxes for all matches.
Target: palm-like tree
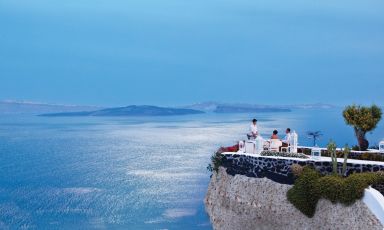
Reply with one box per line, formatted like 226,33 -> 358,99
307,131 -> 323,147
343,104 -> 382,151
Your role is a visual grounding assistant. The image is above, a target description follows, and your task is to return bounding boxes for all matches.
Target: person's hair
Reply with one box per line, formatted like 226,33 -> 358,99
286,128 -> 291,132
273,130 -> 278,135
252,119 -> 257,123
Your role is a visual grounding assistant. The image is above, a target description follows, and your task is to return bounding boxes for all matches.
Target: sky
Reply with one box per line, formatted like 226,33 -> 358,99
0,0 -> 383,107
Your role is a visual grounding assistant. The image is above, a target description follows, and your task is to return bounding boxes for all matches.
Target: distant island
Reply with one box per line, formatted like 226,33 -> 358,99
0,100 -> 341,116
181,102 -> 337,113
0,100 -> 101,115
40,105 -> 205,117
214,105 -> 290,113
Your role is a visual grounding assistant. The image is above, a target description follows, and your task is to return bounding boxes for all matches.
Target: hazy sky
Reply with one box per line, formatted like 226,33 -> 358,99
1,0 -> 383,106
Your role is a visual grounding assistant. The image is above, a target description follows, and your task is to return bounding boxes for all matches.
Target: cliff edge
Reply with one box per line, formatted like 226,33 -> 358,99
205,167 -> 383,230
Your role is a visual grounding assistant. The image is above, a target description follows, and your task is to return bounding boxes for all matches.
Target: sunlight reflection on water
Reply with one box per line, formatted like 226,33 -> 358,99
0,110 -> 383,229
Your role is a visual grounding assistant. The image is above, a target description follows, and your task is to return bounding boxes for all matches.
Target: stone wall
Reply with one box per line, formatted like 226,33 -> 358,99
222,153 -> 384,185
373,183 -> 384,195
205,167 -> 383,230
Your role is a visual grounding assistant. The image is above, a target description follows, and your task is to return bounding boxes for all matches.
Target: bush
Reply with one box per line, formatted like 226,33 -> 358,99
352,145 -> 360,151
376,171 -> 384,177
287,167 -> 384,217
291,164 -> 304,177
207,143 -> 241,174
260,151 -> 309,159
301,148 -> 312,155
318,176 -> 345,203
207,151 -> 224,174
320,149 -> 384,162
287,167 -> 322,217
342,173 -> 379,204
360,152 -> 384,161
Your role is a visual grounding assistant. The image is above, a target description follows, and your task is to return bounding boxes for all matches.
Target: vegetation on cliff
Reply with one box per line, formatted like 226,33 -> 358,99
287,167 -> 384,217
207,145 -> 238,174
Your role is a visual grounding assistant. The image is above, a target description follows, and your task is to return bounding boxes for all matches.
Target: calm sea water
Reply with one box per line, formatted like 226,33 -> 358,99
0,109 -> 383,229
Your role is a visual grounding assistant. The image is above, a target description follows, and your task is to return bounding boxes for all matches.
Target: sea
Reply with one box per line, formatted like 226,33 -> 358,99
0,109 -> 383,229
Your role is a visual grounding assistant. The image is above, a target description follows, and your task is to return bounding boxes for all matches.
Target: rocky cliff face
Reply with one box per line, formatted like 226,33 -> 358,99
205,167 -> 382,230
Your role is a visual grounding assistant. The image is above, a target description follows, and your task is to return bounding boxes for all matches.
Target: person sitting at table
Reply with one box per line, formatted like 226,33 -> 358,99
271,130 -> 279,139
247,119 -> 258,140
282,128 -> 291,147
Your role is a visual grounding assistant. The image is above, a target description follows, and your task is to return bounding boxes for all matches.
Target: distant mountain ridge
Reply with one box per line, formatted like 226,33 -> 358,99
40,105 -> 204,117
0,100 -> 339,116
181,102 -> 337,113
214,105 -> 290,113
285,103 -> 337,109
0,100 -> 102,115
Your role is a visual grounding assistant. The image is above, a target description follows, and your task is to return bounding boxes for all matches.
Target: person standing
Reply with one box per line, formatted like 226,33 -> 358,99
247,119 -> 258,140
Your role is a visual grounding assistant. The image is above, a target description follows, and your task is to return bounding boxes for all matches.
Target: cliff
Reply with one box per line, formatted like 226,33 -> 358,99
205,167 -> 383,230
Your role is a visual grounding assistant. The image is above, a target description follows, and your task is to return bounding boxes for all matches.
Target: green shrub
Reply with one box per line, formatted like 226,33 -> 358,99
360,152 -> 384,161
342,173 -> 378,204
287,167 -> 322,217
318,176 -> 345,203
376,170 -> 384,178
303,148 -> 312,155
320,149 -> 384,162
207,151 -> 224,174
302,145 -> 384,162
287,167 -> 384,217
291,164 -> 304,177
260,151 -> 309,159
352,145 -> 360,151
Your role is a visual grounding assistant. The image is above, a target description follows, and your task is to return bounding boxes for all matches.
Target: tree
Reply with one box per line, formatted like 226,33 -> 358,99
342,104 -> 382,151
307,131 -> 323,147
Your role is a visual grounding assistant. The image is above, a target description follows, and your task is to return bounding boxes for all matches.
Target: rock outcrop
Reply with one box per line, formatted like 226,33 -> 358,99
205,167 -> 382,230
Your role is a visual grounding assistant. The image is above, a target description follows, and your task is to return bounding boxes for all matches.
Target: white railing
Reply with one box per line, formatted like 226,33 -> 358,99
363,187 -> 384,226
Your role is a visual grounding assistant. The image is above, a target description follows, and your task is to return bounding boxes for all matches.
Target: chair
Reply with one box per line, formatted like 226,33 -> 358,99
255,136 -> 265,154
245,141 -> 256,154
281,144 -> 289,153
268,139 -> 282,152
281,131 -> 298,153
